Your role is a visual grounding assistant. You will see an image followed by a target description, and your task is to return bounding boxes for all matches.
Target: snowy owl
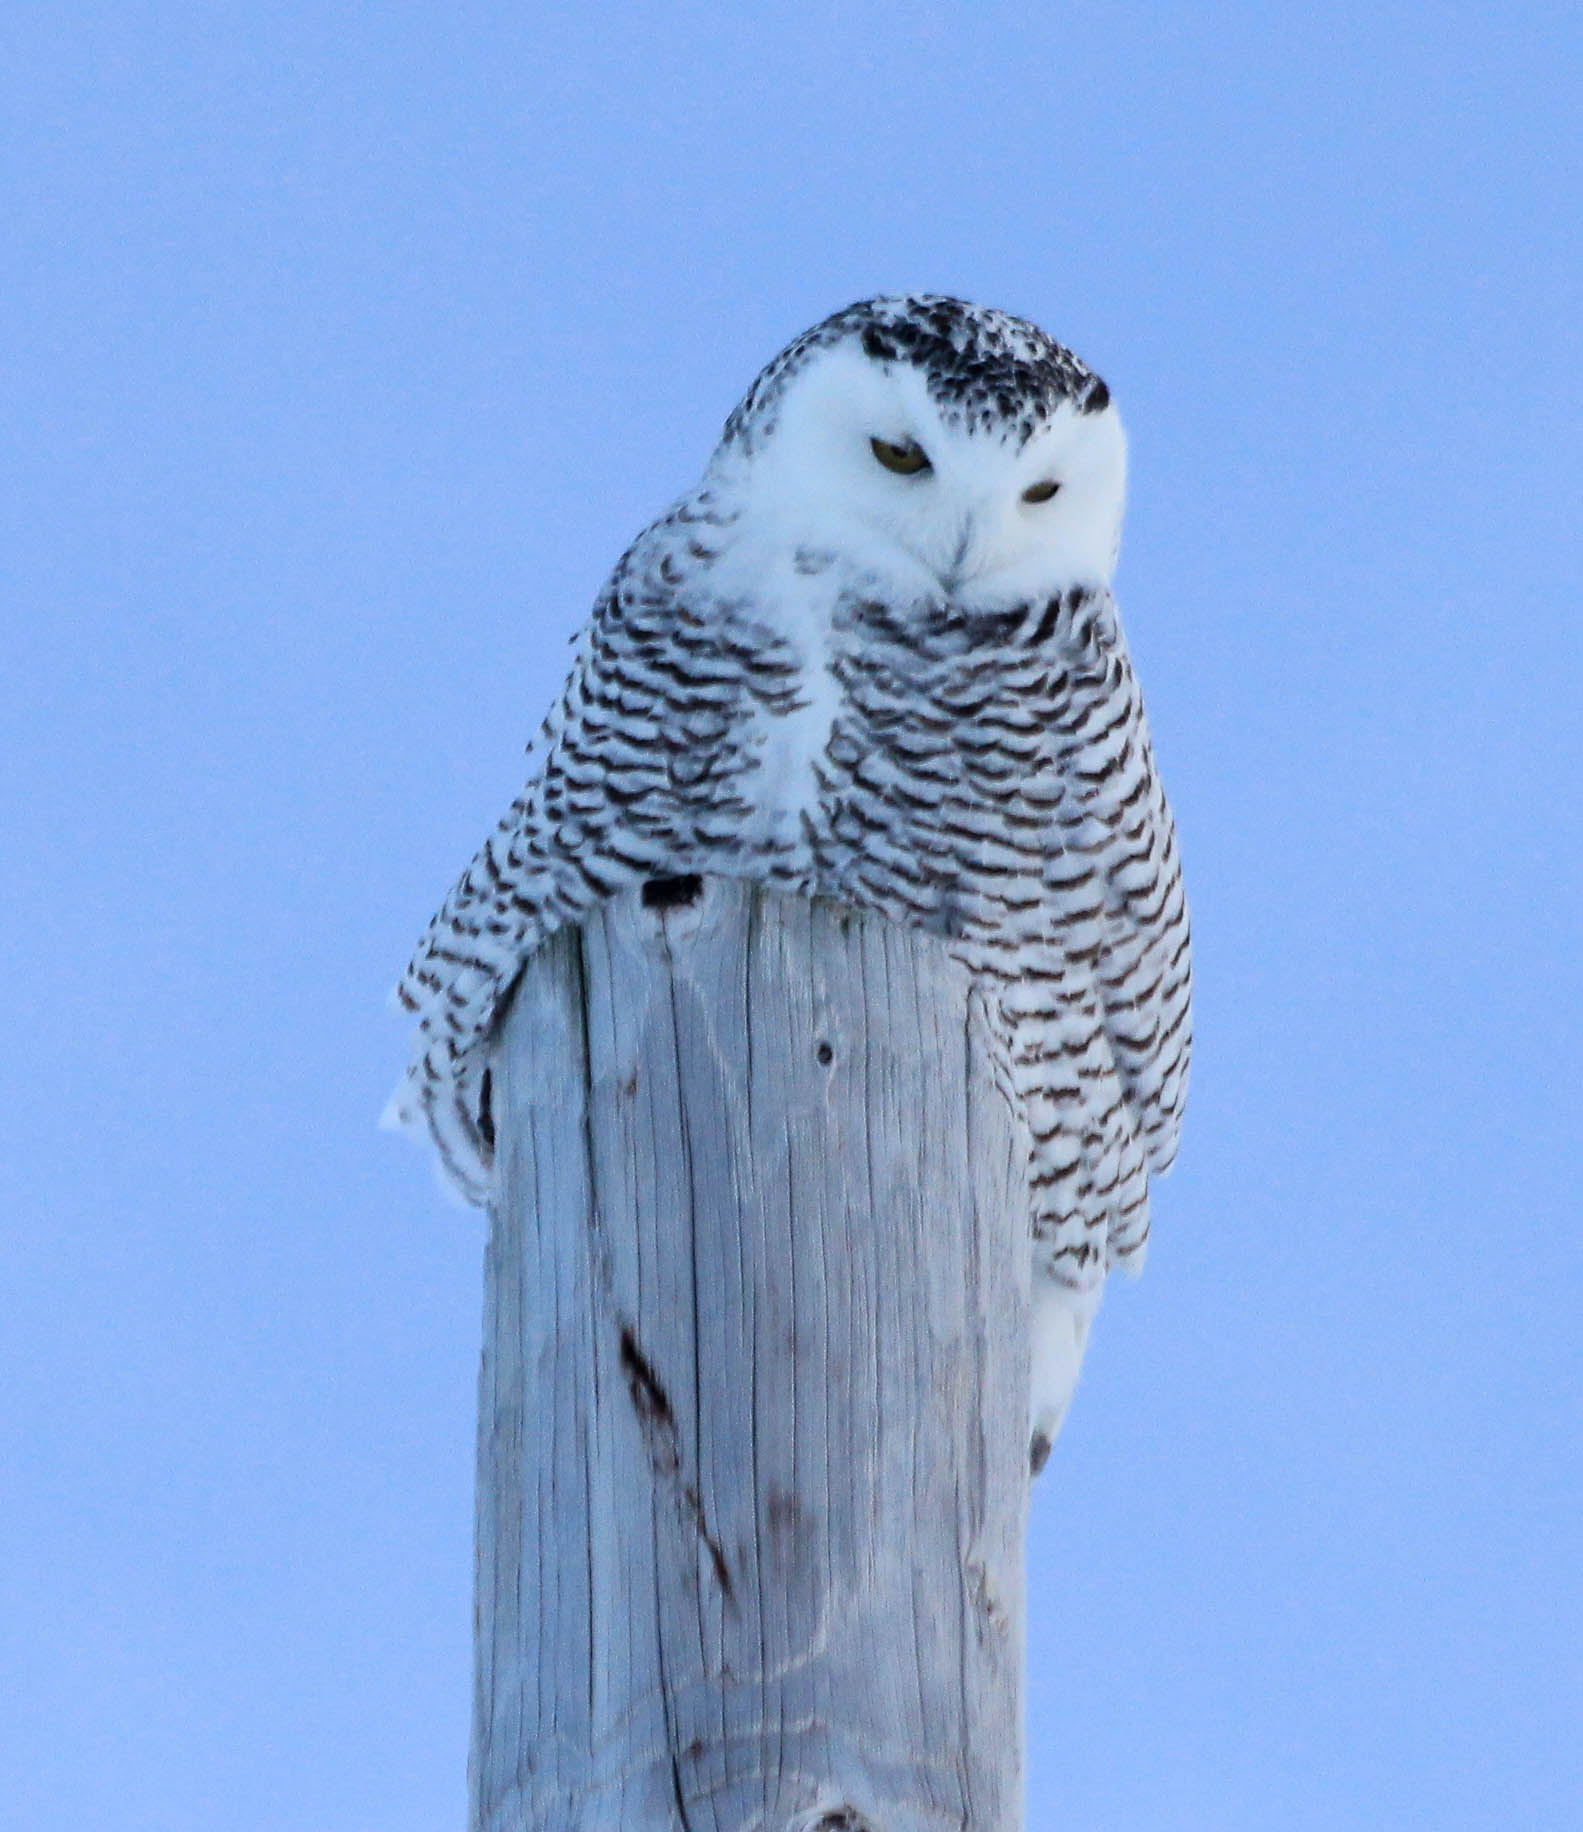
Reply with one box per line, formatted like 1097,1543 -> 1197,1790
387,296 -> 1191,1470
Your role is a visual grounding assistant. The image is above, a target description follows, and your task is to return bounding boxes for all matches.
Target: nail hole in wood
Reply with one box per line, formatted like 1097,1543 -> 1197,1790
816,1040 -> 834,1066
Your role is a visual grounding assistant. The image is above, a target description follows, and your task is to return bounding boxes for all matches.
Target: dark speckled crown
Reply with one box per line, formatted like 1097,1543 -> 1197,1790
720,295 -> 1111,454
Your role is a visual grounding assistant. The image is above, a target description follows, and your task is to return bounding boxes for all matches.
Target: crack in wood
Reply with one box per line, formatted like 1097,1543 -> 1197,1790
668,1750 -> 695,1832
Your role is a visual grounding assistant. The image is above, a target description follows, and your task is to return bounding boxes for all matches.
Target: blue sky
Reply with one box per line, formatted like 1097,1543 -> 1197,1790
4,4 -> 1580,1828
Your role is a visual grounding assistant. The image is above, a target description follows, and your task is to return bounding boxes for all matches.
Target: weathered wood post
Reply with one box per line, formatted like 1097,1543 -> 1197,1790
471,878 -> 1033,1832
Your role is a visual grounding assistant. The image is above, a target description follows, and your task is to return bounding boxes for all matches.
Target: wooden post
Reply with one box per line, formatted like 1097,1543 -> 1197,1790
472,879 -> 1033,1832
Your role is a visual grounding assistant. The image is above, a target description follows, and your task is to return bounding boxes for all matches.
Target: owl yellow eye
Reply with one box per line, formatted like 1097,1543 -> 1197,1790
870,436 -> 931,475
1022,478 -> 1061,504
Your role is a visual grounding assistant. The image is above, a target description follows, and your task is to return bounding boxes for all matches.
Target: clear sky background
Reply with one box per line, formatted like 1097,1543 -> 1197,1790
4,4 -> 1580,1829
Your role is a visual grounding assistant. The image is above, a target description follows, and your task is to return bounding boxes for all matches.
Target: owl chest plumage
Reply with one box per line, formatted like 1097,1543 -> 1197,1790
601,519 -> 1141,905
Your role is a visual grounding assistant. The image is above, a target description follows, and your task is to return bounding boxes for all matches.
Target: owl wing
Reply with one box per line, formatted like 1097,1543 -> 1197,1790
811,584 -> 1189,1280
981,602 -> 1189,1278
1033,590 -> 1191,1276
384,493 -> 806,1200
1085,634 -> 1192,1180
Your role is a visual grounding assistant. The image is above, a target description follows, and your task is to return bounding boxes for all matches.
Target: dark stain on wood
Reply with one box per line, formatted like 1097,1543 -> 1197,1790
620,1323 -> 736,1606
620,1326 -> 676,1440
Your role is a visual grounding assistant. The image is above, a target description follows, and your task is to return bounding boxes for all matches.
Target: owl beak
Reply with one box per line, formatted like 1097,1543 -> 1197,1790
937,523 -> 975,597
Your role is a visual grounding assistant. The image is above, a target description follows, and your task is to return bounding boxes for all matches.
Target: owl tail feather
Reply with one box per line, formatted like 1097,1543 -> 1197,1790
1028,1280 -> 1098,1475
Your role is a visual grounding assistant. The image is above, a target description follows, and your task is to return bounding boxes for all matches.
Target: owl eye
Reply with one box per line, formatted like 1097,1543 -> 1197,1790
1021,478 -> 1061,504
870,436 -> 931,476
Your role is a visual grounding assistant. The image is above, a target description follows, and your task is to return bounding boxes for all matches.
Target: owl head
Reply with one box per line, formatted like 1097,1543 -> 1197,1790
714,296 -> 1127,605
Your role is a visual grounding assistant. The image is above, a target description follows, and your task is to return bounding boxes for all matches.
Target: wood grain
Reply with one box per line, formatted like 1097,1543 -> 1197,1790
472,880 -> 1031,1832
